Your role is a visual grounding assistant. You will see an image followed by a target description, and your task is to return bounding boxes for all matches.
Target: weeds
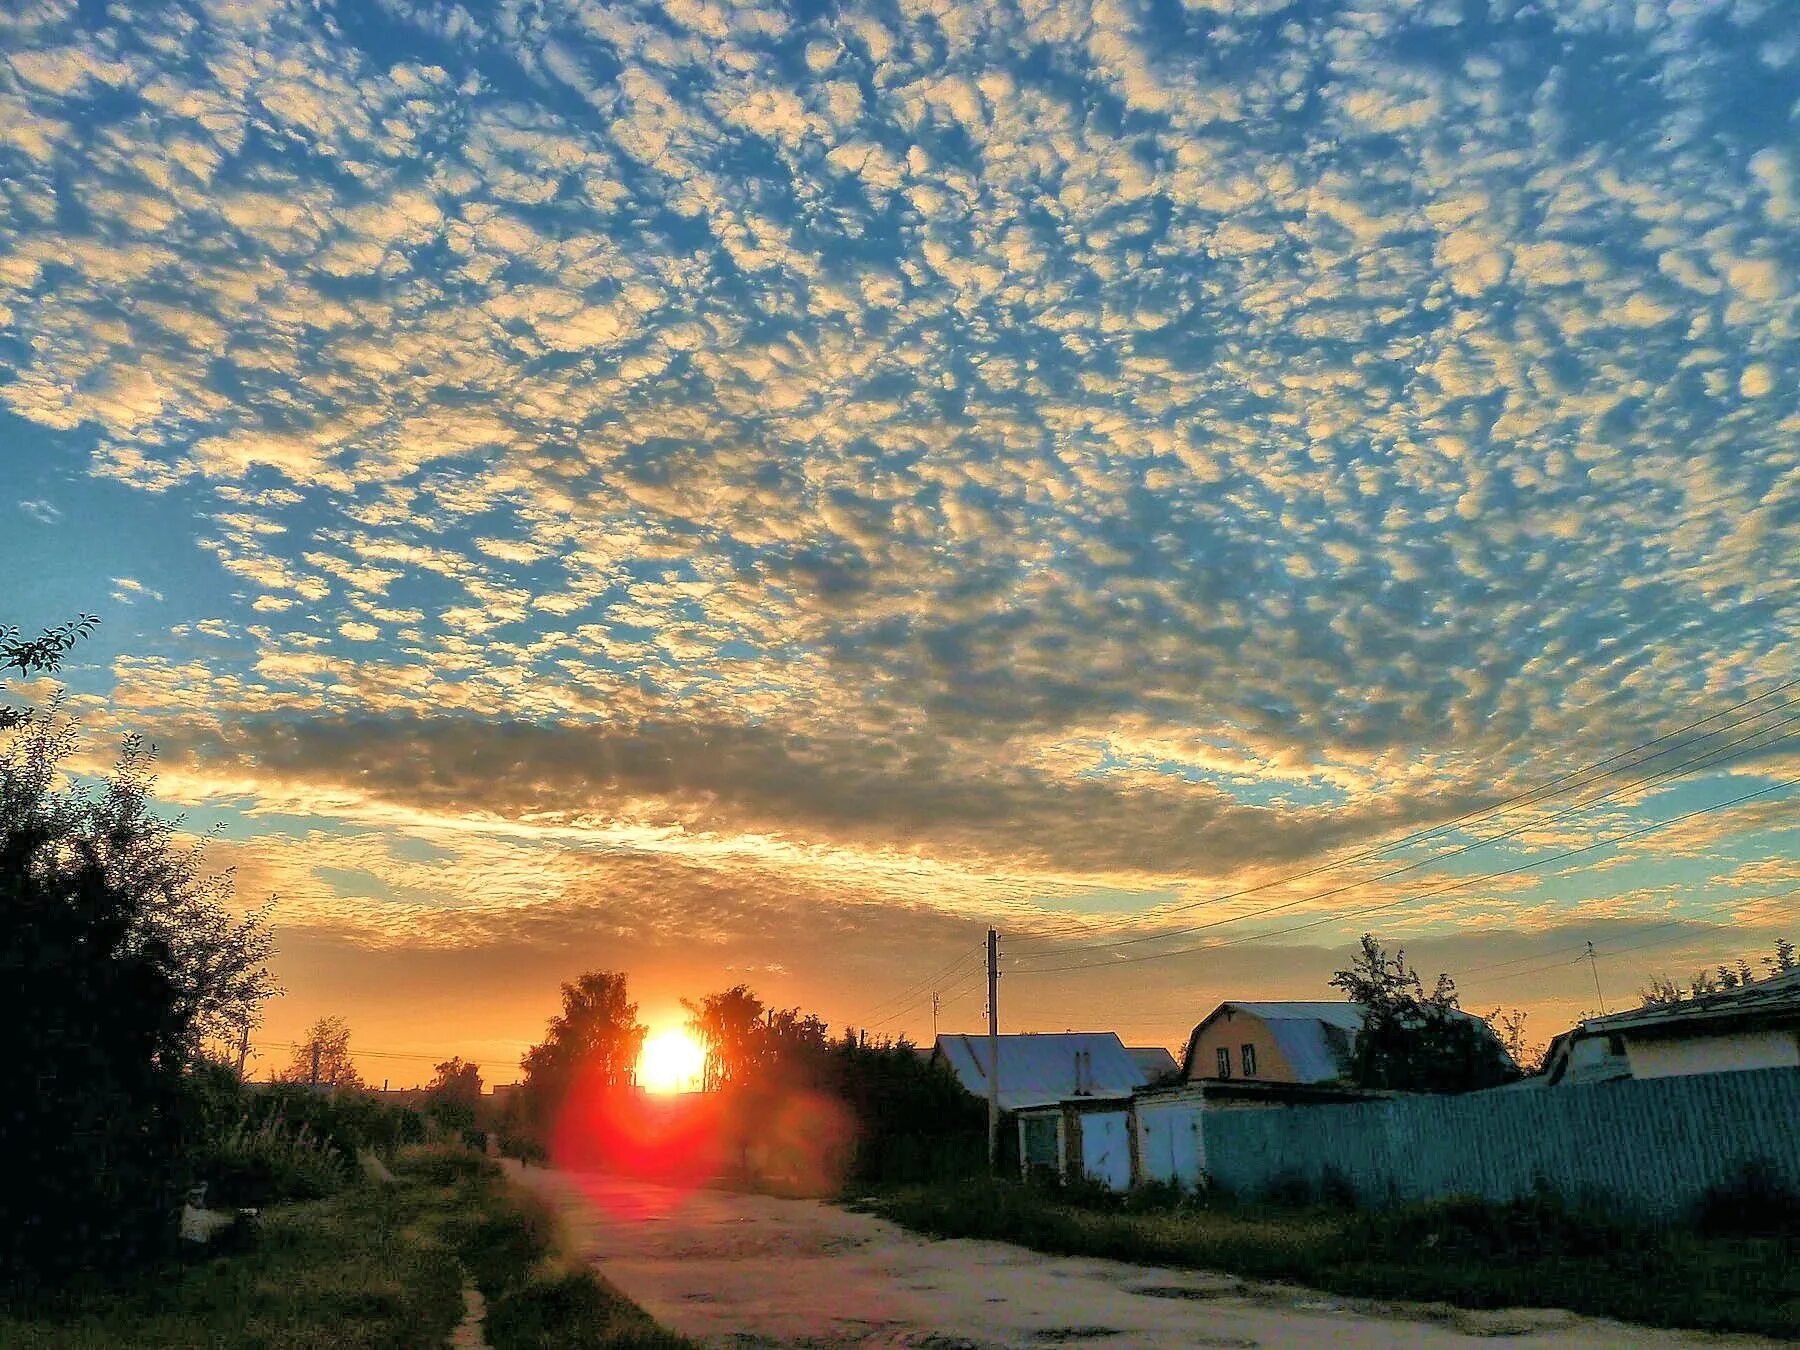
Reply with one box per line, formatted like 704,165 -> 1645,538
869,1177 -> 1800,1339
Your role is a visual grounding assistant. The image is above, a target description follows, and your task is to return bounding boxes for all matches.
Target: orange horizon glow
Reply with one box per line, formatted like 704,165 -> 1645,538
638,1026 -> 705,1094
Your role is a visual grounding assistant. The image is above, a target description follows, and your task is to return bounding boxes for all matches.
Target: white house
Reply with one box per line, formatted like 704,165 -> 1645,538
1541,969 -> 1800,1085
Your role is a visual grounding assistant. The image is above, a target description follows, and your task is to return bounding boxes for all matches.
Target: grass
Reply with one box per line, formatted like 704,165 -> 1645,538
862,1177 -> 1800,1340
0,1146 -> 690,1349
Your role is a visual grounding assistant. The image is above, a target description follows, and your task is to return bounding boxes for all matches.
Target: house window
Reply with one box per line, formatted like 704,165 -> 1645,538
1241,1043 -> 1258,1078
1216,1046 -> 1232,1079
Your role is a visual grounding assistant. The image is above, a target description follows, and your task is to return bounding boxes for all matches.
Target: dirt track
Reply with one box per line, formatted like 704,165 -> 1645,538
507,1165 -> 1777,1349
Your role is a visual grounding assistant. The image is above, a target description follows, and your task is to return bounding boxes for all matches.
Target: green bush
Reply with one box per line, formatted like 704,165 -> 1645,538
486,1268 -> 692,1349
194,1117 -> 350,1207
1692,1158 -> 1800,1239
391,1143 -> 500,1187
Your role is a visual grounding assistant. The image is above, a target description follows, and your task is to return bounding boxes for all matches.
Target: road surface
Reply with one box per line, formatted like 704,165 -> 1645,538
508,1166 -> 1774,1349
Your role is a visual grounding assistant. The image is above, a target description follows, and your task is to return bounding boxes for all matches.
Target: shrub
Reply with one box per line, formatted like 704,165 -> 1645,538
1366,1184 -> 1638,1262
194,1116 -> 350,1207
391,1144 -> 500,1187
485,1268 -> 692,1349
1692,1158 -> 1800,1239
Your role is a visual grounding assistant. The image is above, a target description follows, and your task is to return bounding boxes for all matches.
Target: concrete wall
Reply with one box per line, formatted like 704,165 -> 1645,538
1187,1010 -> 1295,1083
1199,1066 -> 1800,1218
1625,1029 -> 1799,1079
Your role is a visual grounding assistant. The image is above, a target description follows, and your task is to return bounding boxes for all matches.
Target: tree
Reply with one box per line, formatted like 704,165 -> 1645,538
281,1015 -> 363,1090
1,613 -> 98,729
518,971 -> 646,1134
1329,934 -> 1518,1093
1639,937 -> 1797,1007
425,1056 -> 483,1130
2,683 -> 276,1285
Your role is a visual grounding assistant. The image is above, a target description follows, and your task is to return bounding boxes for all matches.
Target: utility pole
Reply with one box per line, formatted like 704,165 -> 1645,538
234,1021 -> 250,1081
931,992 -> 941,1040
1586,941 -> 1608,1017
986,928 -> 1000,1175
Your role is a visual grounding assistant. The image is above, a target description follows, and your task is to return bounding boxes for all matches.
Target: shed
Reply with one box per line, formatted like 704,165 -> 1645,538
931,1032 -> 1148,1111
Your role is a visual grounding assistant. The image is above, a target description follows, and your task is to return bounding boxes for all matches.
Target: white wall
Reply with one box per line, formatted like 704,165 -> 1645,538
1080,1110 -> 1132,1191
1626,1029 -> 1800,1079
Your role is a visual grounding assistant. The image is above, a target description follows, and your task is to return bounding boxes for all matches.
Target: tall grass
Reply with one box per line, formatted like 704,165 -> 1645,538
196,1116 -> 351,1207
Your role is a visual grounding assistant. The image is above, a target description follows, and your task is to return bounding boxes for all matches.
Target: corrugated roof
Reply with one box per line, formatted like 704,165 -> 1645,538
933,1032 -> 1147,1111
1185,1001 -> 1501,1084
1126,1046 -> 1179,1080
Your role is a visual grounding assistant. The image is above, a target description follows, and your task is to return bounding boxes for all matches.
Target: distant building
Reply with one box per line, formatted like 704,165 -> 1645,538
1180,1002 -> 1365,1084
1541,969 -> 1800,1086
1181,1000 -> 1508,1086
930,1031 -> 1149,1111
1124,1045 -> 1180,1082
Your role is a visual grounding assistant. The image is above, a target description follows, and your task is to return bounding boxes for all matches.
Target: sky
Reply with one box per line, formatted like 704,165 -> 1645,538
2,0 -> 1796,1086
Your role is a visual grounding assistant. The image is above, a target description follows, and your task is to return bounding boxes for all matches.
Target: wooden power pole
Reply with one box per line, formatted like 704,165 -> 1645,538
986,927 -> 1000,1175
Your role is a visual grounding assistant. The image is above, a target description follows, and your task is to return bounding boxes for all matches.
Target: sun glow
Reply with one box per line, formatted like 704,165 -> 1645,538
638,1027 -> 705,1094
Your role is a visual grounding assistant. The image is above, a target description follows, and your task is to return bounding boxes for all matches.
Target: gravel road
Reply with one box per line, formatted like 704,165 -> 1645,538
507,1165 -> 1775,1349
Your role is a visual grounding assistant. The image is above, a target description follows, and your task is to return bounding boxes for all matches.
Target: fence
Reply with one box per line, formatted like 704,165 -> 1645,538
1200,1066 -> 1800,1218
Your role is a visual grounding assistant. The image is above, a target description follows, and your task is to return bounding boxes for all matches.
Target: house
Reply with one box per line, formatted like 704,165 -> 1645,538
930,1033 -> 1151,1190
1181,1000 -> 1510,1085
931,1032 -> 1149,1110
1018,1075 -> 1390,1192
1125,1045 -> 1180,1082
1541,969 -> 1800,1085
1180,1002 -> 1365,1083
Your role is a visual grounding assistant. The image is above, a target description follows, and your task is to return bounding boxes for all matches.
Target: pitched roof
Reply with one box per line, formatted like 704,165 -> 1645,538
1125,1046 -> 1179,1080
1182,1000 -> 1502,1084
1183,1002 -> 1365,1083
932,1032 -> 1147,1110
1542,969 -> 1800,1084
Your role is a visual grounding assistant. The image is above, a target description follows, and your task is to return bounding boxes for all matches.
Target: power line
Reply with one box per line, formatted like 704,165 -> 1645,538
1010,774 -> 1799,976
1005,680 -> 1796,953
1009,711 -> 1796,971
847,943 -> 986,1027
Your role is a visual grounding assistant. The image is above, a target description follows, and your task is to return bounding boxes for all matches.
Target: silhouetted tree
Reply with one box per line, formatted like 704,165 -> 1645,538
1,614 -> 98,729
518,970 -> 645,1134
280,1015 -> 363,1089
1640,937 -> 1797,1006
1329,934 -> 1518,1092
2,684 -> 276,1286
424,1056 -> 483,1130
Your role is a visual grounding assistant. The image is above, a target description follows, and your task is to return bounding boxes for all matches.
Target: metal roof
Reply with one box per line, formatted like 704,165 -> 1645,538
1125,1046 -> 1179,1080
1184,1001 -> 1502,1084
1542,969 -> 1800,1084
932,1032 -> 1147,1111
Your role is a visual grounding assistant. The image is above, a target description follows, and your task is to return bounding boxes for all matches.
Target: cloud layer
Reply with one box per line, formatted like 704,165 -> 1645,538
2,0 -> 1796,1055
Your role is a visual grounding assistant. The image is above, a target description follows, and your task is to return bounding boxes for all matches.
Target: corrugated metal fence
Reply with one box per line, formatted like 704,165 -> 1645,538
1200,1067 -> 1800,1217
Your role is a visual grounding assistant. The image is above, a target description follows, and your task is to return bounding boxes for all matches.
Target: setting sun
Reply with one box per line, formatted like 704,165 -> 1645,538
638,1027 -> 705,1094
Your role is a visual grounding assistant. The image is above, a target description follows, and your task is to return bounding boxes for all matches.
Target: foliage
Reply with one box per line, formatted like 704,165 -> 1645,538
0,614 -> 98,729
1641,938 -> 1798,1006
1,716 -> 275,1288
1,1152 -> 469,1347
869,1178 -> 1800,1339
517,970 -> 647,1137
683,984 -> 832,1092
486,1268 -> 696,1350
1691,1159 -> 1800,1240
193,1116 -> 352,1207
424,1055 -> 483,1131
1329,934 -> 1519,1092
280,1015 -> 363,1089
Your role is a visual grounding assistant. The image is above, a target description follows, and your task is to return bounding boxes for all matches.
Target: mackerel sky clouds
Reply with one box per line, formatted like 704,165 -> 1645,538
2,0 -> 1796,1071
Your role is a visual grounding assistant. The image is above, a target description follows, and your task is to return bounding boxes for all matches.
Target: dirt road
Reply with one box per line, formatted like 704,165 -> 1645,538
507,1165 -> 1775,1349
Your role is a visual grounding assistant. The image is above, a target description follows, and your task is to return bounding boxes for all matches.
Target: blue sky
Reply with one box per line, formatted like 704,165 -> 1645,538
2,0 -> 1796,1075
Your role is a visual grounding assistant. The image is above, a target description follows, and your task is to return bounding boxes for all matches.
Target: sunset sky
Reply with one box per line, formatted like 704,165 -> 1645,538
2,0 -> 1796,1085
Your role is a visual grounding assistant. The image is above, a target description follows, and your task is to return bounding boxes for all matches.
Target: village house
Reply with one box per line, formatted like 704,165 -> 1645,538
1180,1001 -> 1366,1083
1540,968 -> 1800,1085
